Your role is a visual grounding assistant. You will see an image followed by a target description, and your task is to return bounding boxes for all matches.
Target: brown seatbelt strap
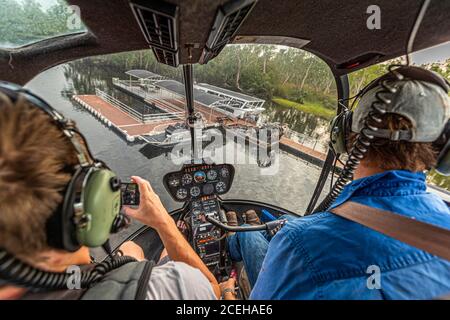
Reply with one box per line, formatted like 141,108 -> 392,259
330,201 -> 450,262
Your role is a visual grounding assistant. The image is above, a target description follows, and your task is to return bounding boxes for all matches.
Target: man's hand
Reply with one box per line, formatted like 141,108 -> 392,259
219,278 -> 237,300
123,176 -> 173,230
123,176 -> 220,298
118,241 -> 145,261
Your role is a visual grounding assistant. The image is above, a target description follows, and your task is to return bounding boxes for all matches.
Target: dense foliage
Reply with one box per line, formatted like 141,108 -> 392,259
0,0 -> 85,48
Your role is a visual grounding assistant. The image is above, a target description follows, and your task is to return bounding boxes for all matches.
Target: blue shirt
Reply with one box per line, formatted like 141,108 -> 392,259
251,170 -> 450,300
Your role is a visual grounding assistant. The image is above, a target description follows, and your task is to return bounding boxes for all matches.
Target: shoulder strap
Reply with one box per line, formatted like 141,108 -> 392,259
330,201 -> 450,262
134,260 -> 155,300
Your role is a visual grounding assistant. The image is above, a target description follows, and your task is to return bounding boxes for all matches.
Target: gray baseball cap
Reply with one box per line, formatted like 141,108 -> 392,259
352,79 -> 450,142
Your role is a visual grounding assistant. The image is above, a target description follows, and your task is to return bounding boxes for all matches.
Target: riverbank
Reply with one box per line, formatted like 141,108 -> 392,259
272,97 -> 335,120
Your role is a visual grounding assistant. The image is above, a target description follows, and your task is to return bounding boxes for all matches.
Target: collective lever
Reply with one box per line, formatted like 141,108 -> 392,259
206,215 -> 287,233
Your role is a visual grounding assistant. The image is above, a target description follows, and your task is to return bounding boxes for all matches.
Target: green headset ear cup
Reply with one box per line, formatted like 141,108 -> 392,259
330,111 -> 352,154
76,169 -> 121,247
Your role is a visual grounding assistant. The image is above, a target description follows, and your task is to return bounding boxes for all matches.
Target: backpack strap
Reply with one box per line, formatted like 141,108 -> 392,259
134,260 -> 155,300
330,201 -> 450,261
19,260 -> 155,300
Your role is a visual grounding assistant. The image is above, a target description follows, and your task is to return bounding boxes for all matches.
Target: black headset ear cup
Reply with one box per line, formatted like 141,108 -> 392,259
46,168 -> 88,252
344,111 -> 353,153
330,110 -> 352,155
435,122 -> 450,176
436,139 -> 450,176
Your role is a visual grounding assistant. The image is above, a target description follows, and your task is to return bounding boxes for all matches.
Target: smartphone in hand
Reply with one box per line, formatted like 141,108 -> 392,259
121,183 -> 140,206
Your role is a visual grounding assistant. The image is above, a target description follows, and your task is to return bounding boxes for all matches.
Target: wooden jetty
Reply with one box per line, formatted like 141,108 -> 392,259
73,89 -> 329,166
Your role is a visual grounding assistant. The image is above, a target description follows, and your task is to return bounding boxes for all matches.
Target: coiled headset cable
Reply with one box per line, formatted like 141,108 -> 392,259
312,65 -> 404,213
310,0 -> 432,214
0,248 -> 136,291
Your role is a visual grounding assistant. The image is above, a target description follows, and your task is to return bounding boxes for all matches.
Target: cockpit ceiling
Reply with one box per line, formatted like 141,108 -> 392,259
1,0 -> 450,85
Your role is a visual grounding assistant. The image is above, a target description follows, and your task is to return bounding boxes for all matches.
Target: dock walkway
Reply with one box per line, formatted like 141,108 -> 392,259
73,95 -> 178,141
73,92 -> 329,166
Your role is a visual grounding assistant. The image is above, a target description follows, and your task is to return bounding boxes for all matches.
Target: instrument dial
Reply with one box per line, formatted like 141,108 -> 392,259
168,176 -> 180,187
190,186 -> 201,197
215,181 -> 227,193
176,188 -> 188,200
220,167 -> 229,178
207,169 -> 218,181
193,171 -> 206,183
203,183 -> 214,195
164,164 -> 233,202
181,173 -> 192,186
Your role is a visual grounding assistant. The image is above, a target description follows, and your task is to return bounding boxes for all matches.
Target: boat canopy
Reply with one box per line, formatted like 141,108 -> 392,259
196,83 -> 265,109
155,80 -> 226,107
125,69 -> 165,81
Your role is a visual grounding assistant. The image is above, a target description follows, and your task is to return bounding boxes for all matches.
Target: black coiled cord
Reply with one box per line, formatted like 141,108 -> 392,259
312,65 -> 404,214
110,213 -> 131,233
0,248 -> 136,291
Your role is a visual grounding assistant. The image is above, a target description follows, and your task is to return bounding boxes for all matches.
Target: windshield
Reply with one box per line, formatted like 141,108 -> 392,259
25,43 -> 450,220
26,45 -> 336,216
0,0 -> 87,49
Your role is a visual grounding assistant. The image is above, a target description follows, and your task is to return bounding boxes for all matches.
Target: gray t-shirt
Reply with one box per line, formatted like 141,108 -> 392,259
146,261 -> 217,300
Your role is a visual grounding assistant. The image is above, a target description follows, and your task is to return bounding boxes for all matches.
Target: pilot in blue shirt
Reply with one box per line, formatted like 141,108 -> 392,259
228,73 -> 450,299
246,170 -> 450,299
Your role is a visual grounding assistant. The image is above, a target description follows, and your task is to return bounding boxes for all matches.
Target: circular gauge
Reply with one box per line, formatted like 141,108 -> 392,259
220,167 -> 230,178
190,186 -> 201,197
207,169 -> 218,181
168,176 -> 180,187
181,173 -> 193,186
176,188 -> 188,200
215,181 -> 227,193
193,171 -> 207,183
202,183 -> 214,195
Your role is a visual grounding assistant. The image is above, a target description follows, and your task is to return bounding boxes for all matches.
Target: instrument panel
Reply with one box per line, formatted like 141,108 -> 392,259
163,163 -> 235,202
189,197 -> 222,268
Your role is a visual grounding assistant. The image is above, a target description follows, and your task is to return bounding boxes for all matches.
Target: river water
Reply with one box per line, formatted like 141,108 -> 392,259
26,62 -> 330,229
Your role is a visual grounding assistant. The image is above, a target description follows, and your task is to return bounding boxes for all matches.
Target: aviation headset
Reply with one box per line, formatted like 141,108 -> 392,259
0,81 -> 129,252
329,66 -> 450,175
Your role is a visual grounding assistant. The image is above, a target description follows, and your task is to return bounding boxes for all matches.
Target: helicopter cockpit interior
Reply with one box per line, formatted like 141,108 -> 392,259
1,0 -> 450,300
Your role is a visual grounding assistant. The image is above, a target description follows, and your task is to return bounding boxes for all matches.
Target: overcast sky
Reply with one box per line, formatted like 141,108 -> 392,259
412,42 -> 450,65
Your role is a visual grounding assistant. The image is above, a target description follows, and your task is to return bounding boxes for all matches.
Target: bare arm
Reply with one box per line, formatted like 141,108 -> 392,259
155,217 -> 220,297
123,176 -> 220,298
220,278 -> 238,300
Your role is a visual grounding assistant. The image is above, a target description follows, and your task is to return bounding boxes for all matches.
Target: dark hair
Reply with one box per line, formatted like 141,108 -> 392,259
348,113 -> 439,171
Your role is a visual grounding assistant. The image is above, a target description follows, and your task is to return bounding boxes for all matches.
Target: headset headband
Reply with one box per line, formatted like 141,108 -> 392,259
0,81 -> 95,167
360,66 -> 450,98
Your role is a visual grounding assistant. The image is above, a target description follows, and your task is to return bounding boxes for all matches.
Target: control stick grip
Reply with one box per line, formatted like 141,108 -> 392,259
219,209 -> 228,224
206,216 -> 266,231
